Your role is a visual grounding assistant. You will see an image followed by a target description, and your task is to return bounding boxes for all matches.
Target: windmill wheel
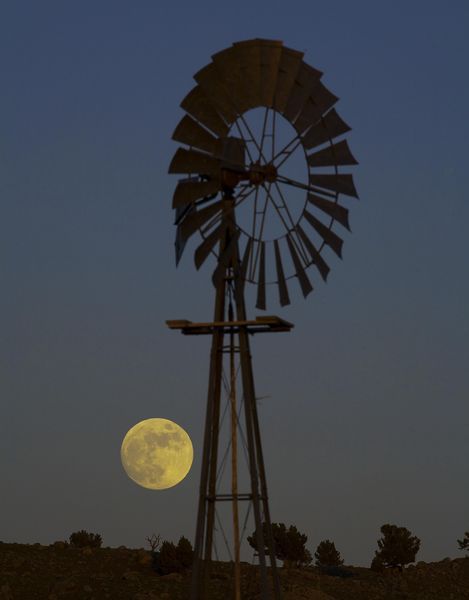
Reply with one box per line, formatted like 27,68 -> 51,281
169,38 -> 358,309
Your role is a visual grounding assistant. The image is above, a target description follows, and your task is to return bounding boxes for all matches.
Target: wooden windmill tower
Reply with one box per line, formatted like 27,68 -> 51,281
167,39 -> 358,599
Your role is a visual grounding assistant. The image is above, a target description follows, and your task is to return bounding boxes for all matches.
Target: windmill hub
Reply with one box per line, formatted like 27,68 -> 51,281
248,162 -> 277,186
220,162 -> 278,189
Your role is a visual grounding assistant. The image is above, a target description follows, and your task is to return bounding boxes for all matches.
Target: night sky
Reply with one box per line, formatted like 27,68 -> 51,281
1,1 -> 468,567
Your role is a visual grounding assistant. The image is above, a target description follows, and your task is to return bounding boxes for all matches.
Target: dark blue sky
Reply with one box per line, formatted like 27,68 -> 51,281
1,1 -> 468,566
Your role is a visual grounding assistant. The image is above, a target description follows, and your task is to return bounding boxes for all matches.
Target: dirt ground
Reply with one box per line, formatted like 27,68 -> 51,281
1,542 -> 468,599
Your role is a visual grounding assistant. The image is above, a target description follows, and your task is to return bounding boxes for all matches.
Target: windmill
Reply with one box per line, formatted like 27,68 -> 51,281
167,38 -> 358,600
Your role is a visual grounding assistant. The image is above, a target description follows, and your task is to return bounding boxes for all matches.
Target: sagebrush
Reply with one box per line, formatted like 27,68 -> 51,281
68,530 -> 102,548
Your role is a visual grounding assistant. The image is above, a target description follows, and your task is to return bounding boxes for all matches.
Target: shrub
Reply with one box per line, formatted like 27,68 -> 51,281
370,554 -> 385,572
248,522 -> 312,567
314,539 -> 344,567
458,531 -> 469,556
156,540 -> 180,575
152,536 -> 194,575
373,524 -> 420,570
177,536 -> 193,569
68,530 -> 102,548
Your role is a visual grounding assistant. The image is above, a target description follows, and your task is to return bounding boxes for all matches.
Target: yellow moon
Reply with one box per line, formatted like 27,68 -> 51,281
120,418 -> 193,490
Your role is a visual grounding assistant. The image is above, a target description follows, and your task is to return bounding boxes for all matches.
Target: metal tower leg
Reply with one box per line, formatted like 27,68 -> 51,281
190,279 -> 225,600
237,325 -> 270,599
229,307 -> 241,600
234,279 -> 283,600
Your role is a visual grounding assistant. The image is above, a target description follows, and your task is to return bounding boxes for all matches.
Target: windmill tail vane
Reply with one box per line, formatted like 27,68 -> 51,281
166,38 -> 358,599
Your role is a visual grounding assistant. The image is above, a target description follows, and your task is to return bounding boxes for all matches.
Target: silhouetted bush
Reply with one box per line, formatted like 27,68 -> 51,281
248,522 -> 312,567
373,524 -> 420,570
458,531 -> 469,556
156,540 -> 179,575
314,539 -> 344,567
152,536 -> 194,575
370,554 -> 385,572
68,530 -> 102,548
176,536 -> 193,569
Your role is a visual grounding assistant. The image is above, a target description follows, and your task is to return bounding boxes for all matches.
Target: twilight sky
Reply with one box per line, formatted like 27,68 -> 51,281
1,1 -> 468,567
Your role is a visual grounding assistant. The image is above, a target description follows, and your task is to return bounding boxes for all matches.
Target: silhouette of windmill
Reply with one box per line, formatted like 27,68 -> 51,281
167,38 -> 358,599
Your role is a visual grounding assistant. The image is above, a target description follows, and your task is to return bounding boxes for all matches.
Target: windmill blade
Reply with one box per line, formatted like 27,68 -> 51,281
293,81 -> 338,134
296,224 -> 330,281
255,241 -> 266,310
286,234 -> 313,298
302,108 -> 351,150
178,200 -> 224,255
283,63 -> 323,123
180,85 -> 229,138
194,222 -> 226,270
174,201 -> 194,226
303,210 -> 343,257
212,228 -> 240,287
175,227 -> 186,266
237,237 -> 253,290
173,177 -> 221,208
272,45 -> 304,113
232,40 -> 262,110
172,115 -> 218,155
309,173 -> 359,198
274,239 -> 290,306
194,62 -> 238,124
175,204 -> 196,265
307,193 -> 350,230
259,39 -> 283,107
211,46 -> 247,113
307,140 -> 358,168
168,147 -> 220,176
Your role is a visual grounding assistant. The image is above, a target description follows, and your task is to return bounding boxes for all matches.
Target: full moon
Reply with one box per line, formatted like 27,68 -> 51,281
120,418 -> 193,490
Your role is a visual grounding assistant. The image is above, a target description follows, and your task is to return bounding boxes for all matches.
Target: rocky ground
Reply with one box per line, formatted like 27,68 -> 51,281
0,542 -> 468,599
